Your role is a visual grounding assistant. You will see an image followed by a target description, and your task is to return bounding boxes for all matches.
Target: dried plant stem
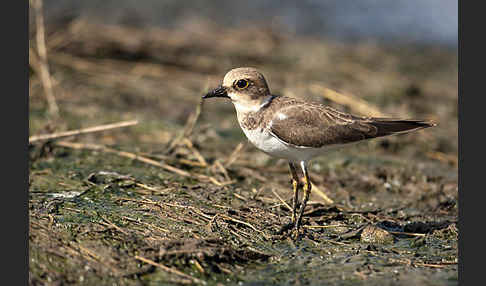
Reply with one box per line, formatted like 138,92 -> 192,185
388,231 -> 426,237
55,141 -> 191,177
134,255 -> 203,284
413,261 -> 457,268
270,188 -> 292,212
99,215 -> 129,235
29,120 -> 139,143
219,214 -> 265,235
182,138 -> 207,167
310,182 -> 334,204
310,84 -> 387,117
304,224 -> 346,229
183,101 -> 203,138
167,102 -> 203,153
30,0 -> 59,119
224,142 -> 246,168
212,160 -> 231,181
122,216 -> 170,233
54,141 -> 227,185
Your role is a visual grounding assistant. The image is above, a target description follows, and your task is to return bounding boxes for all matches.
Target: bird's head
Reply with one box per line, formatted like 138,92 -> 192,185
203,67 -> 272,112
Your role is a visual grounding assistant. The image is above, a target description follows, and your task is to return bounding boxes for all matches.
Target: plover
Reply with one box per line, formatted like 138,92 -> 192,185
203,67 -> 436,237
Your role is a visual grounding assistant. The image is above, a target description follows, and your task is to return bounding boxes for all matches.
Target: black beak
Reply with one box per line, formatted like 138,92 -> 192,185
203,85 -> 228,99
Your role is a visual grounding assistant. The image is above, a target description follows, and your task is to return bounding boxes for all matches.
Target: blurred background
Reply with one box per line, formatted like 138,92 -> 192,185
30,0 -> 458,153
43,0 -> 457,47
29,1 -> 458,284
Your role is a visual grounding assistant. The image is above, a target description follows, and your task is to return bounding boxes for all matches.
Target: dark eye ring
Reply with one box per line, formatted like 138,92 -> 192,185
236,79 -> 249,89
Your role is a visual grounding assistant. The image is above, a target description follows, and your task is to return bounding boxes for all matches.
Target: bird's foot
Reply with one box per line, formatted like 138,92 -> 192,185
274,222 -> 304,241
275,221 -> 294,235
291,228 -> 302,240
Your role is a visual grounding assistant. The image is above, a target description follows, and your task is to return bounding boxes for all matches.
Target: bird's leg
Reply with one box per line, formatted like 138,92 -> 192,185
294,161 -> 312,236
288,162 -> 301,224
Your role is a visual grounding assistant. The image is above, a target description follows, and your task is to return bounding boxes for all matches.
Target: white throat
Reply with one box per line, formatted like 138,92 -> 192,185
231,95 -> 275,114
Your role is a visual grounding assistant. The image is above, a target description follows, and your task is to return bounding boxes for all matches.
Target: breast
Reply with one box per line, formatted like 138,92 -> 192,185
236,101 -> 316,161
240,127 -> 289,157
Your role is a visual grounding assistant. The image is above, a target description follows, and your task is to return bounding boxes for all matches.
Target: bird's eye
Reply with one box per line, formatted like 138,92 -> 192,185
235,79 -> 249,89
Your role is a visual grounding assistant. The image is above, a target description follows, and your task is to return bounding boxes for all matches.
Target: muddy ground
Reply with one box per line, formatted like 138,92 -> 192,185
29,19 -> 458,285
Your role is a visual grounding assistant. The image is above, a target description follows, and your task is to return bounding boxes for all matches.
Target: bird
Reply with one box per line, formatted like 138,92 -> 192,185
202,67 -> 436,238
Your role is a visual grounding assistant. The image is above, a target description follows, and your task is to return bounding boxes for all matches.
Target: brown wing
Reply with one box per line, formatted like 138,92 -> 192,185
269,103 -> 434,148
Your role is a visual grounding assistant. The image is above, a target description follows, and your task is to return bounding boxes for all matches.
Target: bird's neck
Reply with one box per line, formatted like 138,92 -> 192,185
233,95 -> 275,117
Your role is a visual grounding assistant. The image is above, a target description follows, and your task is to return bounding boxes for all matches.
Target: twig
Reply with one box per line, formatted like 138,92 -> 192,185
304,224 -> 347,229
138,152 -> 207,167
191,259 -> 205,274
207,213 -> 219,232
30,0 -> 59,119
54,140 -> 203,179
99,215 -> 129,235
134,183 -> 172,195
54,141 -> 230,186
233,193 -> 248,201
121,216 -> 170,233
413,261 -> 457,268
310,183 -> 334,204
29,120 -> 139,143
167,102 -> 203,153
270,188 -> 292,212
388,231 -> 426,237
212,160 -> 231,181
309,84 -> 387,117
69,242 -> 121,275
182,138 -> 208,167
219,214 -> 267,237
224,142 -> 246,168
183,101 -> 203,138
158,201 -> 215,222
317,238 -> 349,246
134,255 -> 203,284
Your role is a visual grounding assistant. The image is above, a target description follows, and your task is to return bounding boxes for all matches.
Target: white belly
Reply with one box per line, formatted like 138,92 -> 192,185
240,127 -> 329,162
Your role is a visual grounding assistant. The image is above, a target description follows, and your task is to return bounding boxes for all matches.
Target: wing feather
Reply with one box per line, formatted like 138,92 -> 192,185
267,96 -> 435,148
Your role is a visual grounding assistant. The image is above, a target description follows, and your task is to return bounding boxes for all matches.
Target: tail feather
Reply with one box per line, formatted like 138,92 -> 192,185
368,119 -> 437,137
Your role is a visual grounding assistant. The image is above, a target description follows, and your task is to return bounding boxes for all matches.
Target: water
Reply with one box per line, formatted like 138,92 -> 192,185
44,0 -> 457,48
